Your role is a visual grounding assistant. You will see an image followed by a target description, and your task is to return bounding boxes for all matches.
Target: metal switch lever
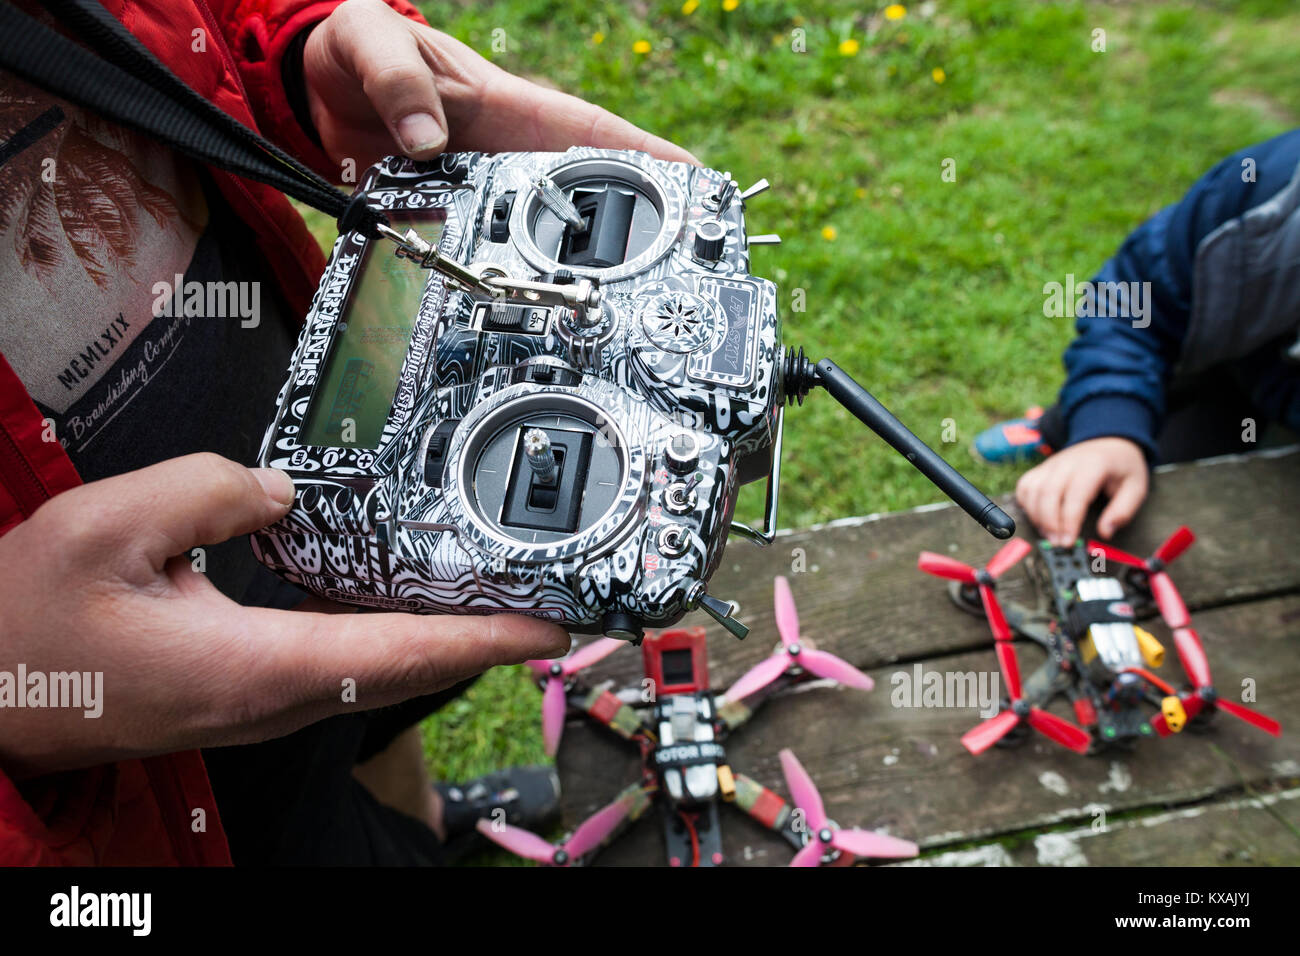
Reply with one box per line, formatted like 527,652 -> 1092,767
739,178 -> 770,202
687,583 -> 749,640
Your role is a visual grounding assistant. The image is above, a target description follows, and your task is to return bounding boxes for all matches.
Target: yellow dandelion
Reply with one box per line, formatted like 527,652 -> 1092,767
855,187 -> 867,199
592,31 -> 605,45
885,4 -> 906,21
821,225 -> 838,241
931,66 -> 946,83
682,0 -> 699,13
723,0 -> 739,11
838,38 -> 860,56
633,39 -> 652,55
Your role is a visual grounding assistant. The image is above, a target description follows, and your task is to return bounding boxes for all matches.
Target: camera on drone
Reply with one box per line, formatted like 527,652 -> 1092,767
251,148 -> 1012,642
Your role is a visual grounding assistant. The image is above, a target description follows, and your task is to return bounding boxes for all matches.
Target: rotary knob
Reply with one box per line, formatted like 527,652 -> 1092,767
692,219 -> 727,261
665,431 -> 700,475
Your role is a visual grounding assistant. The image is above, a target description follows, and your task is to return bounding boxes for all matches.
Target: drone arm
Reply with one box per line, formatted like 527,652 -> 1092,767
565,781 -> 659,866
715,695 -> 756,735
571,685 -> 649,742
715,668 -> 803,734
727,772 -> 803,849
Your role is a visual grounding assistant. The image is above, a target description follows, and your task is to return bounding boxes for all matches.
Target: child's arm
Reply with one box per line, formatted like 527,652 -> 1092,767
1020,129 -> 1300,544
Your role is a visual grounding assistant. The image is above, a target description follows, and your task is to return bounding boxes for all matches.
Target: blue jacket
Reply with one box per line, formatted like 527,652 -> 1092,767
1059,129 -> 1300,459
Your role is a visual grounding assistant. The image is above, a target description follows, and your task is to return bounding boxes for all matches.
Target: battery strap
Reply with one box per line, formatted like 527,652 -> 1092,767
1067,599 -> 1132,636
0,0 -> 388,237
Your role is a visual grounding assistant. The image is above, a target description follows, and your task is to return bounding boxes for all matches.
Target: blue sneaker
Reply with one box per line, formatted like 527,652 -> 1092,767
972,407 -> 1053,465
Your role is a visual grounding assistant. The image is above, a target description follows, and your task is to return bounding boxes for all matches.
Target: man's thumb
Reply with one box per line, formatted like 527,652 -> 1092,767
95,453 -> 295,565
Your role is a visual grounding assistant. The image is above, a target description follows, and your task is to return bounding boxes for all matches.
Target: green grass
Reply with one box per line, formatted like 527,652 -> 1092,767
295,0 -> 1300,849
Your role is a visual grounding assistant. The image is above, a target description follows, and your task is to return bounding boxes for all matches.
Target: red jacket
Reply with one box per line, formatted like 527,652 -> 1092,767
0,0 -> 422,865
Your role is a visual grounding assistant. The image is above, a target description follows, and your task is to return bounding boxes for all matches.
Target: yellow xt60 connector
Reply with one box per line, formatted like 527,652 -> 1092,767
1162,695 -> 1188,733
1135,626 -> 1166,669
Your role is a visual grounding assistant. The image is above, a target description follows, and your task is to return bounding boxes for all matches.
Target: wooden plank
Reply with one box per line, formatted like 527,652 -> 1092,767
576,447 -> 1300,710
899,788 -> 1300,867
557,593 -> 1300,866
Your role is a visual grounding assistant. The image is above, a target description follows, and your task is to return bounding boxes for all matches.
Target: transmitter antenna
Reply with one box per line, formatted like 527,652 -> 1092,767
787,354 -> 1016,540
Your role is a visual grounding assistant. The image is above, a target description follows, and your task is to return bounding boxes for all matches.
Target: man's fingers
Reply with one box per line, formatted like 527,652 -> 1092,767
332,2 -> 450,156
495,75 -> 698,163
419,29 -> 696,163
1097,470 -> 1148,539
61,454 -> 294,571
1031,462 -> 1100,547
247,606 -> 571,712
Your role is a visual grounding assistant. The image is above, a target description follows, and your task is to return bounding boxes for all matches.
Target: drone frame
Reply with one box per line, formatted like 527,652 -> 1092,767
919,527 -> 1281,756
484,578 -> 917,867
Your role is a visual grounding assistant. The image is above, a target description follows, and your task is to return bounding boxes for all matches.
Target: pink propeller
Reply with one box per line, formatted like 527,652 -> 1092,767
723,576 -> 874,702
779,749 -> 918,867
476,788 -> 644,866
526,637 -> 625,755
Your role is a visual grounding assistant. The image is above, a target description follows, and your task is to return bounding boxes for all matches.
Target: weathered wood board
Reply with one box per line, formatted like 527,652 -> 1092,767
554,448 -> 1300,865
900,787 -> 1300,867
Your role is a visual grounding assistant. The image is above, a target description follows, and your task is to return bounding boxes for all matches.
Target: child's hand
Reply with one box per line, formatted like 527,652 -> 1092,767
1015,437 -> 1149,546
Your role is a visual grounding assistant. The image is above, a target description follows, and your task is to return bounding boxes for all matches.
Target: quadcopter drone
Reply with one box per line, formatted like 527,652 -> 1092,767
474,576 -> 918,867
916,526 -> 1282,755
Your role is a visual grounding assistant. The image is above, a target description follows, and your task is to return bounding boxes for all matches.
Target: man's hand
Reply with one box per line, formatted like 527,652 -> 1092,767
1015,437 -> 1149,546
302,0 -> 697,167
0,454 -> 569,779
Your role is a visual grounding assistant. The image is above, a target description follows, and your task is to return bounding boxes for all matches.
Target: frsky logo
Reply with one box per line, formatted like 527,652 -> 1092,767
49,886 -> 151,936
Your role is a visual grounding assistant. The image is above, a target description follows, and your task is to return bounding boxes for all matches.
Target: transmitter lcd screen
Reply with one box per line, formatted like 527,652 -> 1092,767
299,208 -> 446,448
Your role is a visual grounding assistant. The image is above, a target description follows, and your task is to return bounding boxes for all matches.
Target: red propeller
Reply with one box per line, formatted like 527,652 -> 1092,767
722,576 -> 875,703
1150,625 -> 1281,738
1085,526 -> 1196,630
920,539 -> 1090,755
1087,528 -> 1279,738
526,637 -> 626,755
958,610 -> 1093,755
918,538 -> 1032,642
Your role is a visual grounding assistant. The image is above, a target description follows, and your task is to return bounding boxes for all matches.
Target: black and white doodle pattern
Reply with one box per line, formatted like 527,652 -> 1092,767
252,149 -> 781,634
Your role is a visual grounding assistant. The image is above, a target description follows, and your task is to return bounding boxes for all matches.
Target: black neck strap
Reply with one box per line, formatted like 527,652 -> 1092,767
0,0 -> 387,237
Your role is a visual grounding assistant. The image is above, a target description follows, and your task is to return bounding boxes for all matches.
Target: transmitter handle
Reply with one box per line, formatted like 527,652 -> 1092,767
815,359 -> 1015,539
